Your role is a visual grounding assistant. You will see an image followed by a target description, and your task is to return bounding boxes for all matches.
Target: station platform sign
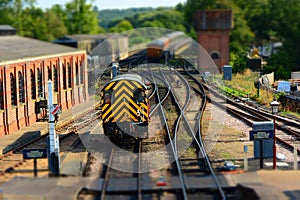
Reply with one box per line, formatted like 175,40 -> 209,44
249,130 -> 274,141
23,149 -> 47,159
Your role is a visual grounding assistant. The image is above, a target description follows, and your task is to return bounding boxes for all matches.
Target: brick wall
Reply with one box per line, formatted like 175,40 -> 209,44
0,111 -> 4,136
0,51 -> 88,135
198,30 -> 230,71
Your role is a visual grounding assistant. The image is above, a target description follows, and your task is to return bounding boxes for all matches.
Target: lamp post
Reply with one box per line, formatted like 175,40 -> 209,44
270,100 -> 280,169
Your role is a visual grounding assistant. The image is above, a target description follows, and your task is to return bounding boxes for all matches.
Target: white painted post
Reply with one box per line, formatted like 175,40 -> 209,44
48,80 -> 60,174
294,144 -> 298,170
244,145 -> 248,171
48,80 -> 56,153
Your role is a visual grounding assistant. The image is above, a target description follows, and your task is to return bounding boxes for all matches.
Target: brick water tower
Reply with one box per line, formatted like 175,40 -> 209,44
194,9 -> 233,72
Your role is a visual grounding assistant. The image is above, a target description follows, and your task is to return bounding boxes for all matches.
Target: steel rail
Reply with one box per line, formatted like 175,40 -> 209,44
163,67 -> 227,198
183,64 -> 227,200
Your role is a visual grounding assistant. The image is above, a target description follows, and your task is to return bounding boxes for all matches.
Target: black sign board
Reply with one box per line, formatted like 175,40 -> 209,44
23,149 -> 47,159
39,100 -> 48,108
249,130 -> 274,141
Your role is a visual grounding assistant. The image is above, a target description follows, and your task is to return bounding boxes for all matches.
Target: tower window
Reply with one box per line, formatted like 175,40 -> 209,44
211,52 -> 220,59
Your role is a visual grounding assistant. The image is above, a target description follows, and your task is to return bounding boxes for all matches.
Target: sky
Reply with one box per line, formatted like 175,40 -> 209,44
36,0 -> 186,10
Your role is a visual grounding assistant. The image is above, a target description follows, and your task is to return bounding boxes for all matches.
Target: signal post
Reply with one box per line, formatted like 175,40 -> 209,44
48,80 -> 60,175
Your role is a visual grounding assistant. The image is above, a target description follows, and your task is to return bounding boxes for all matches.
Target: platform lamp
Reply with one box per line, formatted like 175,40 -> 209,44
270,99 -> 280,169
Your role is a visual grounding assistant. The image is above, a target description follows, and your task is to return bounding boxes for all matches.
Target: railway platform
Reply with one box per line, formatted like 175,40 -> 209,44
0,100 -> 95,156
0,100 -> 95,178
1,170 -> 300,199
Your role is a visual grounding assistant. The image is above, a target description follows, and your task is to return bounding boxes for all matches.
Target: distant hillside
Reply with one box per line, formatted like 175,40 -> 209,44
98,7 -> 171,29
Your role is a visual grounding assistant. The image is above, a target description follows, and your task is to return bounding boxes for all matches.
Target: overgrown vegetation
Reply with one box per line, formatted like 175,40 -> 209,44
223,69 -> 274,106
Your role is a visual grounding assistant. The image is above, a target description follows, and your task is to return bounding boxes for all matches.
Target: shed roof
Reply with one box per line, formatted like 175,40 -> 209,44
0,35 -> 85,64
0,25 -> 16,31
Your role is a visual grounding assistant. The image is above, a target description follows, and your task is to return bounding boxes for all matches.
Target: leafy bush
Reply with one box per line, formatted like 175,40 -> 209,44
263,50 -> 296,80
230,51 -> 248,73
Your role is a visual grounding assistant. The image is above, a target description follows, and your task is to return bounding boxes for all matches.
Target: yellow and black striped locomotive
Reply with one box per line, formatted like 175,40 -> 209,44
100,74 -> 150,140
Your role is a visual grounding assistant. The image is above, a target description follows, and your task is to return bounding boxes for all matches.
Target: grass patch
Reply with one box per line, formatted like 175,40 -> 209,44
280,111 -> 300,118
223,85 -> 249,98
221,152 -> 232,159
224,69 -> 259,98
215,69 -> 274,106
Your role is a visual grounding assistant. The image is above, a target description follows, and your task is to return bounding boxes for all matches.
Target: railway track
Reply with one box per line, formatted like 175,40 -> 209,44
79,64 -> 230,199
160,66 -> 226,199
79,49 -> 300,199
0,104 -> 101,182
180,61 -> 300,160
205,82 -> 300,155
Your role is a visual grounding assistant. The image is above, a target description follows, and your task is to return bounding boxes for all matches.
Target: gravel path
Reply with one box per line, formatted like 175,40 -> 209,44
203,102 -> 300,166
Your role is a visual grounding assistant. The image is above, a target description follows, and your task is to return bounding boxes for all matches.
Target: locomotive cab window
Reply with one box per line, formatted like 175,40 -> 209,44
134,89 -> 145,103
104,91 -> 112,104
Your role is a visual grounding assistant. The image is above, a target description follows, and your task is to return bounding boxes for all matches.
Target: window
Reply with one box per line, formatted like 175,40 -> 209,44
63,64 -> 67,89
104,91 -> 111,104
53,66 -> 58,92
75,62 -> 79,86
0,78 -> 4,109
48,66 -> 52,81
18,71 -> 25,103
134,88 -> 145,103
37,68 -> 43,98
80,62 -> 84,85
31,70 -> 36,99
211,52 -> 220,59
10,73 -> 17,106
68,63 -> 72,88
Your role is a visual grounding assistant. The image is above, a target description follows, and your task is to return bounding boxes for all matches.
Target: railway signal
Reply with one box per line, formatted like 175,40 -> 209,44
51,104 -> 61,115
48,80 -> 60,176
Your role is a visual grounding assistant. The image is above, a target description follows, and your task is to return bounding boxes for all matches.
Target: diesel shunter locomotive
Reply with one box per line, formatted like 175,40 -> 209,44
100,74 -> 150,140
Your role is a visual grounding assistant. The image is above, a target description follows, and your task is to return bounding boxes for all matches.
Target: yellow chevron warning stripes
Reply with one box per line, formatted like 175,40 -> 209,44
115,85 -> 133,97
112,101 -> 137,116
114,80 -> 135,91
114,107 -> 137,122
102,104 -> 109,112
102,93 -> 138,119
105,82 -> 115,90
101,79 -> 149,123
132,81 -> 144,89
140,103 -> 148,110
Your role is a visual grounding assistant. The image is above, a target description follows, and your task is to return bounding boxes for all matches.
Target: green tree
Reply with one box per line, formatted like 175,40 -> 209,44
230,51 -> 248,73
0,0 -> 14,25
13,0 -> 24,35
130,8 -> 187,32
109,20 -> 133,32
44,9 -> 68,40
229,3 -> 255,54
264,50 -> 296,80
65,0 -> 100,34
20,7 -> 44,38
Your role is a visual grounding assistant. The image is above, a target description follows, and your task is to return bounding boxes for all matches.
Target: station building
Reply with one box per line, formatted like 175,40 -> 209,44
53,33 -> 129,87
0,26 -> 89,136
